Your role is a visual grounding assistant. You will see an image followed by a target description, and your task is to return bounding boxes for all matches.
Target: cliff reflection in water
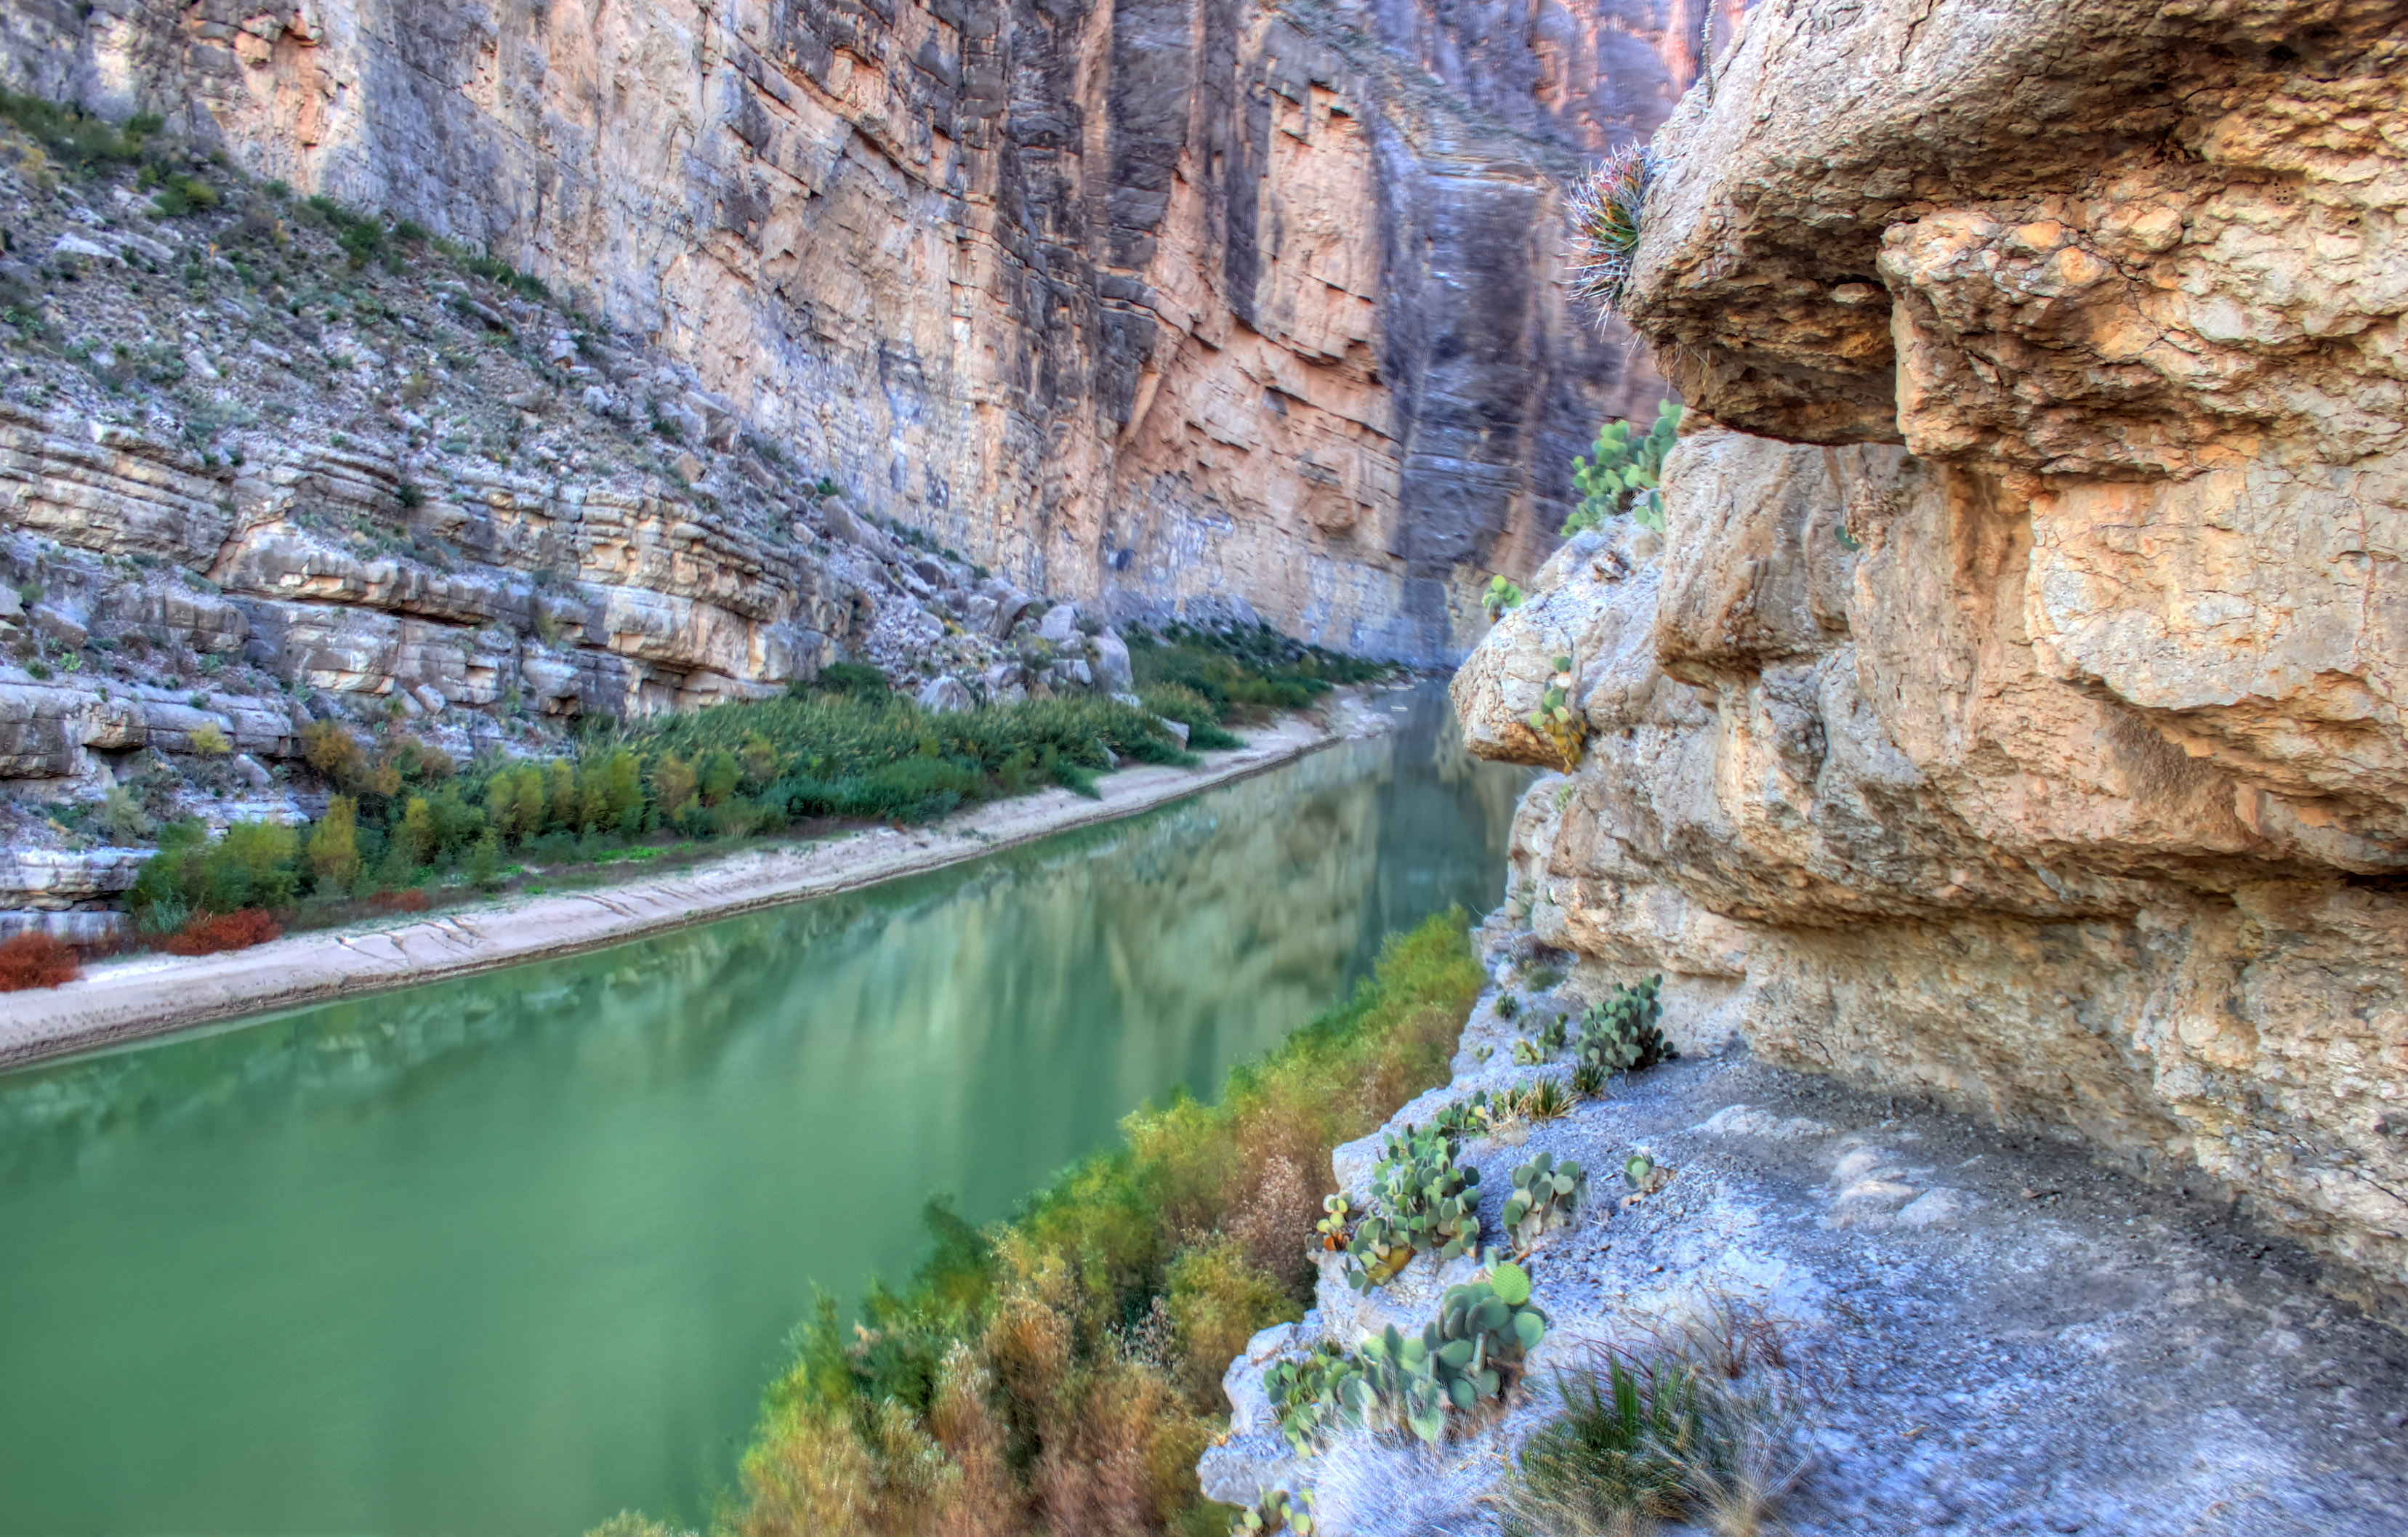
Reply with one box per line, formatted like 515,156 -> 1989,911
0,682 -> 1526,1537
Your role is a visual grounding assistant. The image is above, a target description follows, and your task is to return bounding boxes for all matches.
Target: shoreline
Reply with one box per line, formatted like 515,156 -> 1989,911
0,696 -> 1397,1072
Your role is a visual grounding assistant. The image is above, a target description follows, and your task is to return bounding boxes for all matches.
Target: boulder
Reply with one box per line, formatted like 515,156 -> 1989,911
1090,630 -> 1132,692
914,674 -> 972,714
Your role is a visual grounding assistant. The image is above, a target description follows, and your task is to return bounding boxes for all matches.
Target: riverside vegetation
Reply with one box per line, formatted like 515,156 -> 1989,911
587,908 -> 1484,1537
98,621 -> 1382,956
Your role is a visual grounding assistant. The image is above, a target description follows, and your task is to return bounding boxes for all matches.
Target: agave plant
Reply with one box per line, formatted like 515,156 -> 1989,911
1567,143 -> 1656,320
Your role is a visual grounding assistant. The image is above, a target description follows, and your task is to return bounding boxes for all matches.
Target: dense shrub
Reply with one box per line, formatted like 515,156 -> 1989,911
160,908 -> 281,955
1127,621 -> 1394,722
702,910 -> 1486,1537
0,932 -> 82,991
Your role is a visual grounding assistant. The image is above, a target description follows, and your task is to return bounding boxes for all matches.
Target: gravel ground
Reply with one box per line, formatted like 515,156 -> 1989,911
1205,972 -> 2408,1536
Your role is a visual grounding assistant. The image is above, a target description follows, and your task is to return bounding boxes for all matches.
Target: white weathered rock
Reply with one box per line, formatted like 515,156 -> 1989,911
1036,603 -> 1082,645
914,674 -> 971,714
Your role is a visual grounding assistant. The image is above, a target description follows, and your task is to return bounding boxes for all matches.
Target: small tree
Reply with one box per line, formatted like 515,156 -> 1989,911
307,796 -> 363,891
651,754 -> 698,821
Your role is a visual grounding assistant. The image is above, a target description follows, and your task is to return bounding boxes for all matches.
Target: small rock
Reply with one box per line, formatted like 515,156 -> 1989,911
1156,716 -> 1190,747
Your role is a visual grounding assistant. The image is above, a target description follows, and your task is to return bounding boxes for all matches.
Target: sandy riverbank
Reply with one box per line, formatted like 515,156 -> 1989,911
1,697 -> 1398,1070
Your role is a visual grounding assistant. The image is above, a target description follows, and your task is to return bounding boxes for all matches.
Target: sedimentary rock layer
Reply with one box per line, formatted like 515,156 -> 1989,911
1459,0 -> 2407,1307
3,0 -> 1707,660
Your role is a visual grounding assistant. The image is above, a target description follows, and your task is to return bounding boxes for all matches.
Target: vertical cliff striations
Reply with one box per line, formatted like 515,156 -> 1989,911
5,0 -> 1711,661
1455,0 -> 2408,1308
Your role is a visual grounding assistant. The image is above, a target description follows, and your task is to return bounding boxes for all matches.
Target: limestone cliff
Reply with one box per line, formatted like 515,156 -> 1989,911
1456,0 -> 2408,1310
2,0 -> 1710,661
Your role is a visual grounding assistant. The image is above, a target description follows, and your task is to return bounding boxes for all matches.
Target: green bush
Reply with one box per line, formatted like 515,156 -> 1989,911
809,661 -> 890,700
0,90 -> 161,172
129,818 -> 302,922
1127,621 -> 1393,722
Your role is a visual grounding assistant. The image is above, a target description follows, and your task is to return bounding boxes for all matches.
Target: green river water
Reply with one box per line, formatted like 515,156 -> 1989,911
0,685 -> 1524,1537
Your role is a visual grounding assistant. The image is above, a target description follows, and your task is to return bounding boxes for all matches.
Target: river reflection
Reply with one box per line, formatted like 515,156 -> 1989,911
0,683 -> 1524,1537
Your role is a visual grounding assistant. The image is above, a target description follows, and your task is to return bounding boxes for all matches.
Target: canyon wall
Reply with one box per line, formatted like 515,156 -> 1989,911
1,0 -> 1710,661
1455,0 -> 2408,1308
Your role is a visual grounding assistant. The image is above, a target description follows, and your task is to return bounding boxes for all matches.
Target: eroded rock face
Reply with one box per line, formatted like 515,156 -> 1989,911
1456,427 -> 2408,1310
1,0 -> 1710,661
1449,0 -> 2408,1309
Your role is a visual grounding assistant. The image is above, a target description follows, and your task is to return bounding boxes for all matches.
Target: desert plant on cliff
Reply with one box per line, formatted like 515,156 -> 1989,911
1485,575 -> 1527,621
0,931 -> 82,991
1565,399 -> 1681,536
1577,976 -> 1671,1076
1502,1319 -> 1809,1537
1526,655 -> 1586,769
1266,1261 -> 1549,1451
1567,144 -> 1655,320
705,912 -> 1485,1537
1342,1124 -> 1483,1291
1503,1151 -> 1587,1254
1233,1487 -> 1315,1535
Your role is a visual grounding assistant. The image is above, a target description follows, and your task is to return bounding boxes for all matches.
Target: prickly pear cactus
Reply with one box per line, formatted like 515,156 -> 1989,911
1524,654 -> 1586,770
1266,1262 -> 1550,1453
1232,1488 -> 1314,1535
1502,1150 -> 1587,1253
1316,1193 -> 1353,1251
1342,1125 -> 1483,1291
1576,974 -> 1670,1075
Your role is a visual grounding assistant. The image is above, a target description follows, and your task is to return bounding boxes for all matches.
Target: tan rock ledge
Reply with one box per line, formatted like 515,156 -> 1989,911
0,696 -> 1398,1071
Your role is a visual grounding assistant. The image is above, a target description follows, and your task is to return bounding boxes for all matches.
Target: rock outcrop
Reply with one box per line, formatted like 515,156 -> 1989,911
1,0 -> 1715,661
1200,976 -> 2408,1534
1457,0 -> 2408,1312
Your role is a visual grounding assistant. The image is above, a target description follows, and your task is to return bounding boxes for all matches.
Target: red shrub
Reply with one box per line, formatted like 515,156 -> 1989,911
0,932 -> 82,992
369,888 -> 432,914
161,908 -> 283,956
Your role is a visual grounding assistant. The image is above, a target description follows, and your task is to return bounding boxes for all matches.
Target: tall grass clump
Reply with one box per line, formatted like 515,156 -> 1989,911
698,909 -> 1486,1537
1503,1303 -> 1811,1537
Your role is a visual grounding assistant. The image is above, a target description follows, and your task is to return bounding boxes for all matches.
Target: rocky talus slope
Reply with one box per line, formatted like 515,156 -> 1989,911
1459,0 -> 2407,1311
0,0 -> 1714,661
0,133 -> 1144,936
